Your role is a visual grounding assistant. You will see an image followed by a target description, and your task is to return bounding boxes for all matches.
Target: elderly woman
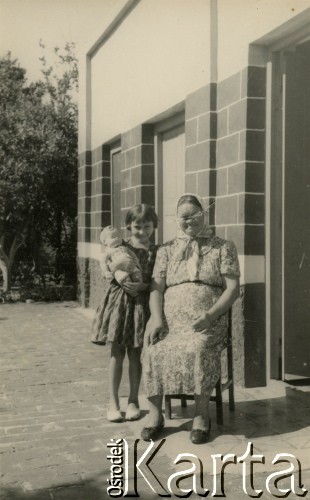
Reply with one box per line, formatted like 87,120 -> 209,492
141,193 -> 240,444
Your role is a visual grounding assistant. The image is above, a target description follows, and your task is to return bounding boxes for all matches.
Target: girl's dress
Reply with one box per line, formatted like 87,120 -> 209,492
90,240 -> 157,348
142,235 -> 240,397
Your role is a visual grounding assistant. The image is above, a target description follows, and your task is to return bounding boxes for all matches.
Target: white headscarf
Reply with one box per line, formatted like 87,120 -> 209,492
175,193 -> 213,280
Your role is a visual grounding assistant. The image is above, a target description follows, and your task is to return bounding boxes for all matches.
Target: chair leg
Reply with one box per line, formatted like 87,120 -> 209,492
181,396 -> 187,408
228,383 -> 235,411
215,379 -> 223,426
165,396 -> 172,419
227,339 -> 235,412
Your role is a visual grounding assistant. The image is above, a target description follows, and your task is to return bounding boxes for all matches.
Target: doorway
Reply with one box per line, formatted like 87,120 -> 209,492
156,122 -> 185,244
270,40 -> 310,380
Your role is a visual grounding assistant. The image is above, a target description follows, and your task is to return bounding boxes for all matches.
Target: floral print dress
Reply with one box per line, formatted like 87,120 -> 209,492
142,236 -> 240,397
90,240 -> 157,348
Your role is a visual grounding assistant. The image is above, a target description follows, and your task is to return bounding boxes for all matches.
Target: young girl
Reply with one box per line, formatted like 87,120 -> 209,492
90,204 -> 158,422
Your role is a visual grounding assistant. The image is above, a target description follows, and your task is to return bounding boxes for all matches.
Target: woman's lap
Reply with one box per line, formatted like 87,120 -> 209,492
142,283 -> 226,397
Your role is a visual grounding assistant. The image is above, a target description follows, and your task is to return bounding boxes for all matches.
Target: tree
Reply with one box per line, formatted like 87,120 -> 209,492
0,45 -> 78,293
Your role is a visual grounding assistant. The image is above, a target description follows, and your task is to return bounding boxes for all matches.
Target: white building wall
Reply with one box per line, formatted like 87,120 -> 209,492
90,0 -> 211,149
217,0 -> 310,81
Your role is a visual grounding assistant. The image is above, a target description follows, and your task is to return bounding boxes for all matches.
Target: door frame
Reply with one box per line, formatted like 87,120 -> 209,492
153,111 -> 185,244
265,31 -> 310,380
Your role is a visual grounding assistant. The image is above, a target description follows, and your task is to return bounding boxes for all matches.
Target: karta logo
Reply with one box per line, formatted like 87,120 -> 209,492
107,439 -> 307,497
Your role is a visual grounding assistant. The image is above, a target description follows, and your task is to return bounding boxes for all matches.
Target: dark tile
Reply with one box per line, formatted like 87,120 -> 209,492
240,130 -> 265,162
97,161 -> 110,179
245,225 -> 265,255
242,66 -> 266,98
142,123 -> 154,144
85,180 -> 92,197
140,185 -> 155,205
85,196 -> 91,212
97,194 -> 111,212
100,212 -> 111,227
243,283 -> 266,387
239,193 -> 265,224
245,162 -> 265,193
141,164 -> 154,185
247,98 -> 266,130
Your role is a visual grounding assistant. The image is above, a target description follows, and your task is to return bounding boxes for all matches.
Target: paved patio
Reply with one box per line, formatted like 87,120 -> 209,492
0,302 -> 309,499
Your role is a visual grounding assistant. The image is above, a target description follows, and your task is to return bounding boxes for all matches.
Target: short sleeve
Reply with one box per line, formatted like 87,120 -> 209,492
220,240 -> 240,277
152,244 -> 169,278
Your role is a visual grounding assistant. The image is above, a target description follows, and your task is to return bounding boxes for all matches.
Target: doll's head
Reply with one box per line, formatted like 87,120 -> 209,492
100,226 -> 122,248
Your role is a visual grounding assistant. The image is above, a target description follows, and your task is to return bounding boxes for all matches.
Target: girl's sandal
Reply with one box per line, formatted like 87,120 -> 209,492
125,403 -> 141,421
107,409 -> 123,422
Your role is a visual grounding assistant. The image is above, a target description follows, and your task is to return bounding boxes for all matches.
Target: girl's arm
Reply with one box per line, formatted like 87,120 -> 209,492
193,275 -> 240,332
144,276 -> 166,345
122,281 -> 149,295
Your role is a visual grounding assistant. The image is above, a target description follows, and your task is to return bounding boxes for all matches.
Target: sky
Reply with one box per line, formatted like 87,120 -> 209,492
0,0 -> 125,82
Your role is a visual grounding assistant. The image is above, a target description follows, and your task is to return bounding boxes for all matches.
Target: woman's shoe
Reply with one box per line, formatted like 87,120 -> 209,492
107,409 -> 123,422
141,415 -> 165,441
190,420 -> 211,444
126,403 -> 141,421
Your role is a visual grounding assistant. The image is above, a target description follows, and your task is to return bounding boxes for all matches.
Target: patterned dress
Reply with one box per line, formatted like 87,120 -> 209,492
90,240 -> 157,348
142,236 -> 240,397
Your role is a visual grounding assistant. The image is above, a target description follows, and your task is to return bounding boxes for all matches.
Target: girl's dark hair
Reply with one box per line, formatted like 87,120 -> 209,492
177,194 -> 203,210
126,204 -> 158,230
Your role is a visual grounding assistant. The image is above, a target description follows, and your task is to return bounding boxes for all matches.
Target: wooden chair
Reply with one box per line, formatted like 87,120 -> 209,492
164,308 -> 235,425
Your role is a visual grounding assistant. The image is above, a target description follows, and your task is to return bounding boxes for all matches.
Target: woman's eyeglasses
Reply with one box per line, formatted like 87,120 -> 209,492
176,200 -> 215,223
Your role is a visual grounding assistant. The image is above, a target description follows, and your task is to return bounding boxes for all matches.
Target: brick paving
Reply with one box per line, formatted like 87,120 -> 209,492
0,302 -> 309,499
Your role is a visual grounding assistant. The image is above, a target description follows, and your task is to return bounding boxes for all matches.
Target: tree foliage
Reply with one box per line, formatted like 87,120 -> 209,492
0,44 -> 78,293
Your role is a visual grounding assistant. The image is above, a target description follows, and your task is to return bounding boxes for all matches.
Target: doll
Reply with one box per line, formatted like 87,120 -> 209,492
99,226 -> 142,285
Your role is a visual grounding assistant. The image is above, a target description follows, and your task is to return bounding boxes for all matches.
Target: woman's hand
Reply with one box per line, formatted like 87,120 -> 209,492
145,318 -> 164,346
193,312 -> 213,333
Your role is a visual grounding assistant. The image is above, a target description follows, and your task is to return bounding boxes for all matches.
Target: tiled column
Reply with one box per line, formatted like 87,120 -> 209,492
120,124 -> 155,237
77,151 -> 91,306
217,66 -> 267,387
90,145 -> 111,243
